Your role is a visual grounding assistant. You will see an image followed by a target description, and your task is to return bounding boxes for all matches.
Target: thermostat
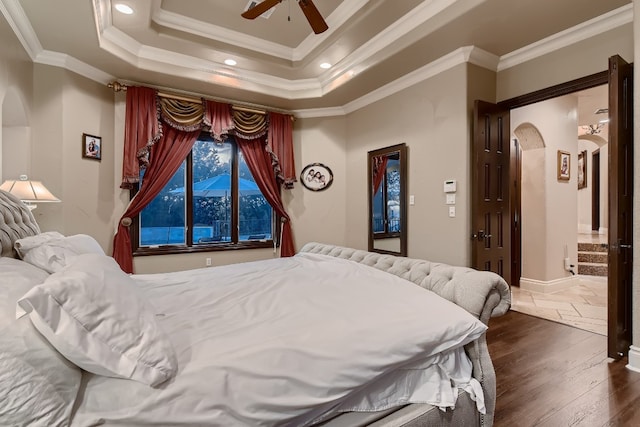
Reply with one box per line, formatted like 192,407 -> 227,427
444,179 -> 457,193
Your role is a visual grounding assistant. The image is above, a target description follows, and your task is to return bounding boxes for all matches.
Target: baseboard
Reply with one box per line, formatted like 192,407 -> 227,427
577,226 -> 608,236
578,224 -> 593,234
626,346 -> 640,372
520,275 -> 581,293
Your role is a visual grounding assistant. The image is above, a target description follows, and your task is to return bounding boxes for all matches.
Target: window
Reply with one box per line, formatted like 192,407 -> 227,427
372,155 -> 401,236
132,133 -> 276,255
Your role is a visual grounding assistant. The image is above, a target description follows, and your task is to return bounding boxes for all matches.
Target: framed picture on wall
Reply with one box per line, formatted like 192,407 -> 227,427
557,150 -> 570,181
300,163 -> 333,191
577,150 -> 587,189
82,133 -> 102,161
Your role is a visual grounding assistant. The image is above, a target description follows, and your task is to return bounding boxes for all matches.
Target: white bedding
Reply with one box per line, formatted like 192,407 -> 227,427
70,253 -> 487,426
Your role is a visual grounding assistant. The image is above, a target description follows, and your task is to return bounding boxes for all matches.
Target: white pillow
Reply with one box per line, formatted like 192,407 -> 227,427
0,257 -> 82,427
13,231 -> 65,256
15,232 -> 105,273
17,253 -> 178,387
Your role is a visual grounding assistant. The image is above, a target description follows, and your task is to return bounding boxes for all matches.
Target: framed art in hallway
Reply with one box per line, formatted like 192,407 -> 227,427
577,150 -> 587,189
557,150 -> 570,181
82,133 -> 101,161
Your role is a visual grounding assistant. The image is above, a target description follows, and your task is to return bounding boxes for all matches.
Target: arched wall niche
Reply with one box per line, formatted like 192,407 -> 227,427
578,133 -> 607,147
1,86 -> 31,180
514,122 -> 546,150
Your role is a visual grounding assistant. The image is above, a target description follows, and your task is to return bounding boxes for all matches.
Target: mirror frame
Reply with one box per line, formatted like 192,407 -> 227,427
367,143 -> 407,256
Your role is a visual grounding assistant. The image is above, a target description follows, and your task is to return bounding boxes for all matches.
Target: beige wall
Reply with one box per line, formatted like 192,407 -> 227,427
345,64 -> 473,266
29,65 -> 116,257
2,125 -> 30,179
512,97 -> 579,283
497,24 -> 633,102
289,116 -> 348,249
0,13 -> 33,182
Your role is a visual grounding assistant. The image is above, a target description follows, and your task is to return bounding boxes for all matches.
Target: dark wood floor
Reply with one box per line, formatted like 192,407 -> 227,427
487,311 -> 640,426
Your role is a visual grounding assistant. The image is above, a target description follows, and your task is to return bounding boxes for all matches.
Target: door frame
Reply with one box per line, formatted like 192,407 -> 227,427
499,71 -> 608,286
498,67 -> 633,358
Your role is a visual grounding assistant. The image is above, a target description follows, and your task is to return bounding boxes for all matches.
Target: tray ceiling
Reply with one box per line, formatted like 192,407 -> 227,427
1,0 -> 632,113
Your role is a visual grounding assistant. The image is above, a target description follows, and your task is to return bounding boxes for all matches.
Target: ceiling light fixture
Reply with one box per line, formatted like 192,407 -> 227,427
224,59 -> 237,66
581,124 -> 605,135
320,62 -> 332,69
114,4 -> 134,15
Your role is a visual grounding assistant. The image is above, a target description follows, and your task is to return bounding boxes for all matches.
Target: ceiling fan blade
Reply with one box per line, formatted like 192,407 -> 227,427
241,0 -> 282,20
298,0 -> 328,34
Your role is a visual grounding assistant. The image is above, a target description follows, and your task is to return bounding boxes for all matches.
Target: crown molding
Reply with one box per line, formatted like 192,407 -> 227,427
151,5 -> 293,61
34,50 -> 115,84
343,46 -> 483,114
293,107 -> 348,119
0,0 -> 42,61
498,3 -> 633,71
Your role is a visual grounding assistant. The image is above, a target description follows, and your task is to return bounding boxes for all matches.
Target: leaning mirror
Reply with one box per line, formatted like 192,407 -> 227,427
368,143 -> 407,256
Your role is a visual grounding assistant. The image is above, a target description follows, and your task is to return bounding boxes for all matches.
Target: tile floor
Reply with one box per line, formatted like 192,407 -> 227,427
510,275 -> 607,336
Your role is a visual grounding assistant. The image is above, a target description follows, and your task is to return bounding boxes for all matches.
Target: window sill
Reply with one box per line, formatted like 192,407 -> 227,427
133,240 -> 275,257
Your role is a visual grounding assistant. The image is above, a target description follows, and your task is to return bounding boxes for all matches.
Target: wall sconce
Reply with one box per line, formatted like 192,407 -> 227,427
0,175 -> 61,210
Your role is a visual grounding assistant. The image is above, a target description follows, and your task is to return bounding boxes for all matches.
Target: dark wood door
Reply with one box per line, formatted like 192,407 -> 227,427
607,55 -> 633,359
592,150 -> 600,231
510,138 -> 522,286
472,100 -> 511,284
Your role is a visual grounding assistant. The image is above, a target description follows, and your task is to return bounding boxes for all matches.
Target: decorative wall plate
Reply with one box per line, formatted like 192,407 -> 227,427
300,163 -> 333,191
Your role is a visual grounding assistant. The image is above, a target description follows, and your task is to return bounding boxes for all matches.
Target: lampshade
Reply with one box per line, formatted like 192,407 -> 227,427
0,175 -> 60,209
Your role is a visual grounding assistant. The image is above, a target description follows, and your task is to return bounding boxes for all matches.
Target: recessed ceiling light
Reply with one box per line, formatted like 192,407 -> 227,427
114,3 -> 134,14
224,59 -> 237,66
320,62 -> 332,69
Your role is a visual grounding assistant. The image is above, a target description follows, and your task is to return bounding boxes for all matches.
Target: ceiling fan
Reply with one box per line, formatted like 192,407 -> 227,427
242,0 -> 329,34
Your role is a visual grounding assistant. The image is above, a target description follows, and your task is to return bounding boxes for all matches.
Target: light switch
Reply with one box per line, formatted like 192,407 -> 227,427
446,194 -> 456,205
448,206 -> 456,217
409,195 -> 415,205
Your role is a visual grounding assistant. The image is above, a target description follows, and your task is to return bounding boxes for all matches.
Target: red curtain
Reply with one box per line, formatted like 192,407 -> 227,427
237,136 -> 295,257
204,100 -> 234,141
115,86 -> 297,270
267,112 -> 296,189
372,155 -> 388,195
120,87 -> 161,189
113,125 -> 200,272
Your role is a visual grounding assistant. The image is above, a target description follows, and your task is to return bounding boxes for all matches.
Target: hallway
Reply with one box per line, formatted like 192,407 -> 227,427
510,232 -> 608,335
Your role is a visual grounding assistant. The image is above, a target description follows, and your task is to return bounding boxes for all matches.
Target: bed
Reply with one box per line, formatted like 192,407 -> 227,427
0,189 -> 510,427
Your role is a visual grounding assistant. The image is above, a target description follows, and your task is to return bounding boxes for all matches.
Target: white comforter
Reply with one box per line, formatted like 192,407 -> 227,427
71,253 -> 487,426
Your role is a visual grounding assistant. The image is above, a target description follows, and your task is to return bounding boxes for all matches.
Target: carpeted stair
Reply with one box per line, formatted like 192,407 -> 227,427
577,242 -> 608,277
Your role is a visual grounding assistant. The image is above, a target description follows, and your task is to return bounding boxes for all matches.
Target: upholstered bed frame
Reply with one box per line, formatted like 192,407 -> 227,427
299,242 -> 510,427
0,189 -> 510,427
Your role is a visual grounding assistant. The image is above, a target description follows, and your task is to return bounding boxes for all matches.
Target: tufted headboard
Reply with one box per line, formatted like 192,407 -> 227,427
0,189 -> 41,258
